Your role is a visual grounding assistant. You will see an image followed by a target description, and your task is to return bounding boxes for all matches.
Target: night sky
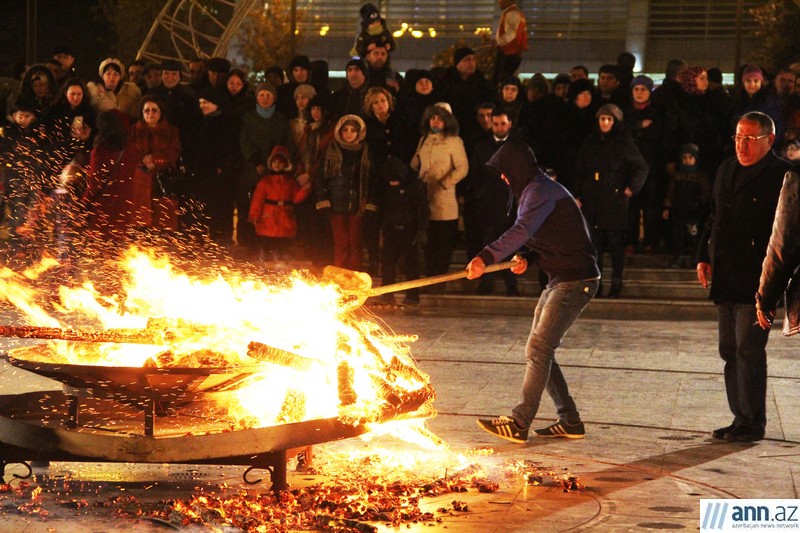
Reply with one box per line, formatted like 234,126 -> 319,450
1,1 -> 110,78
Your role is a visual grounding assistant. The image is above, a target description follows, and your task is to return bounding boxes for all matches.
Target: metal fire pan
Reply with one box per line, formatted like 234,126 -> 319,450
0,391 -> 368,464
2,346 -> 261,409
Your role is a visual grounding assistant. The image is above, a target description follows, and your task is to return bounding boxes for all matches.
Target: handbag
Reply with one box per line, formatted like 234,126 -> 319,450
154,157 -> 194,198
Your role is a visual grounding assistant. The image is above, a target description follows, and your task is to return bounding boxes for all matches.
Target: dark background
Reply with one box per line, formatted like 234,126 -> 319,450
1,1 -> 112,79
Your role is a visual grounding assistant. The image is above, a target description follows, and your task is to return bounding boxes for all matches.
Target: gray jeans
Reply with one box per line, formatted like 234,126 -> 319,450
512,278 -> 598,428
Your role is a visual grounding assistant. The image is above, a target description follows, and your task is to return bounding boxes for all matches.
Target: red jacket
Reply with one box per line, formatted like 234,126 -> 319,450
249,171 -> 311,238
82,144 -> 151,232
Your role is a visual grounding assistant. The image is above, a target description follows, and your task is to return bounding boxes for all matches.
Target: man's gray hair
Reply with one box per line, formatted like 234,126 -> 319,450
740,111 -> 775,135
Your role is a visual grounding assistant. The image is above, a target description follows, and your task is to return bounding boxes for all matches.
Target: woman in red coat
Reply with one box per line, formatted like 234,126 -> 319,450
81,109 -> 149,235
248,145 -> 311,262
128,95 -> 181,229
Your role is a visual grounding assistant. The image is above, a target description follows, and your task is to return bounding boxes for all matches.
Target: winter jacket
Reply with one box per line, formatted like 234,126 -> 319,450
87,81 -> 142,121
81,144 -> 151,232
129,119 -> 181,173
576,125 -> 648,231
147,84 -> 202,152
239,108 -> 290,190
663,169 -> 711,221
697,151 -> 791,304
379,155 -> 429,233
757,169 -> 800,335
249,147 -> 310,238
411,105 -> 468,221
478,141 -> 600,286
316,115 -> 377,216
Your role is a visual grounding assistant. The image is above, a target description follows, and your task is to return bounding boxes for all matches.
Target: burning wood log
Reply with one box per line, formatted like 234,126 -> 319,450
245,341 -> 318,371
0,325 -> 165,345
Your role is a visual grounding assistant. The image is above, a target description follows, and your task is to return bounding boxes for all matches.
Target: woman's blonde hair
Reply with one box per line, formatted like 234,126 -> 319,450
363,86 -> 395,117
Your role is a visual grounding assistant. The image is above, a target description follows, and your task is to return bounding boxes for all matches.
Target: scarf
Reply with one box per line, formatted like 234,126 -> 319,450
256,104 -> 276,119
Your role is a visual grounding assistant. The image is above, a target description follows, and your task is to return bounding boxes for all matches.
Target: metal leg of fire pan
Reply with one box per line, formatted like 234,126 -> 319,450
144,399 -> 155,437
66,395 -> 79,428
0,459 -> 32,485
242,451 -> 287,492
271,450 -> 287,491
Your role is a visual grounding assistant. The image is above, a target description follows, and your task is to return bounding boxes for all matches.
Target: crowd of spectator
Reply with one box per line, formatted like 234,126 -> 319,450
2,19 -> 800,300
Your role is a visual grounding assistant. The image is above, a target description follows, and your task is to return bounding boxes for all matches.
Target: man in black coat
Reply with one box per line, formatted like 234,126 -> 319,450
697,111 -> 793,442
467,106 -> 524,295
436,47 -> 494,155
147,60 -> 201,153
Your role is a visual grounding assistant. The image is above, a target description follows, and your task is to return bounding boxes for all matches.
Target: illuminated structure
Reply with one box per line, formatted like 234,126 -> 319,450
139,0 -> 765,73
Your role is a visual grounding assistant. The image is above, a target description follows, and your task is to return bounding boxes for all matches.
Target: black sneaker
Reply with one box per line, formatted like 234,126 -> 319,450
476,416 -> 529,443
534,419 -> 586,439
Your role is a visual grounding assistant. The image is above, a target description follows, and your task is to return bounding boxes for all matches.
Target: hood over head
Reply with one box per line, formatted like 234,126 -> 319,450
486,142 -> 547,201
380,155 -> 413,184
267,145 -> 292,171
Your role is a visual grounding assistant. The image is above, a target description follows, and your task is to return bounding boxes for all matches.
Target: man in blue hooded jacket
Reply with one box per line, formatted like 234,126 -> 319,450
467,142 -> 600,442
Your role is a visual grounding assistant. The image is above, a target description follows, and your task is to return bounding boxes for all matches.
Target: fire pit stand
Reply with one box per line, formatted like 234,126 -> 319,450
0,390 -> 369,491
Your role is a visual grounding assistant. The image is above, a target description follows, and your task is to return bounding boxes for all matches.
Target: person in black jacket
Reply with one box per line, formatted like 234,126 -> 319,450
575,103 -> 648,297
435,47 -> 494,154
185,87 -> 236,244
467,106 -> 524,296
697,111 -> 792,443
375,156 -> 429,305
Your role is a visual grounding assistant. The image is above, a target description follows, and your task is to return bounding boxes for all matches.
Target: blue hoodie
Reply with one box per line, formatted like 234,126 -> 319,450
478,142 -> 600,286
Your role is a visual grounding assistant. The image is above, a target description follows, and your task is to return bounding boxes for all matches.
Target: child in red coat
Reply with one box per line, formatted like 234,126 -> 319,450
248,145 -> 311,262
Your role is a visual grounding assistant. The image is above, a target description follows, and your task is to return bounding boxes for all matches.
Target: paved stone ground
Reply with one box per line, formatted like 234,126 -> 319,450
0,310 -> 798,532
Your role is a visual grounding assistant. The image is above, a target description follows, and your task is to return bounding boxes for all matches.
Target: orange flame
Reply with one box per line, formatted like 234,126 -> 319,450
0,248 -> 437,440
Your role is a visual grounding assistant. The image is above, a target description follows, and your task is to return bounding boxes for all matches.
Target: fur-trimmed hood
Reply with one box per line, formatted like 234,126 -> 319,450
420,102 -> 459,137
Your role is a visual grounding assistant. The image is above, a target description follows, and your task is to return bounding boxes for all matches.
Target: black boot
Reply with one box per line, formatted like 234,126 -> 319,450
608,277 -> 623,298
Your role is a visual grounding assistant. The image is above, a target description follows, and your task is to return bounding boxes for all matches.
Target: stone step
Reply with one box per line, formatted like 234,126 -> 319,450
450,249 -> 696,270
412,294 -> 717,320
440,277 -> 709,300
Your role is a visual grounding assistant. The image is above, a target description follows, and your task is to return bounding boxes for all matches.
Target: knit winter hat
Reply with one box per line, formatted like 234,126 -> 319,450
680,143 -> 700,159
631,75 -> 654,92
500,75 -> 522,90
12,97 -> 40,116
160,59 -> 182,73
309,93 -> 330,112
206,57 -> 231,74
742,64 -> 764,81
197,87 -> 225,107
142,62 -> 161,75
453,47 -> 475,67
346,58 -> 367,74
526,75 -> 549,94
293,83 -> 317,100
434,101 -> 453,115
553,73 -> 572,87
255,81 -> 277,100
679,66 -> 706,95
596,103 -> 623,122
567,78 -> 594,102
288,55 -> 311,71
99,58 -> 125,77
